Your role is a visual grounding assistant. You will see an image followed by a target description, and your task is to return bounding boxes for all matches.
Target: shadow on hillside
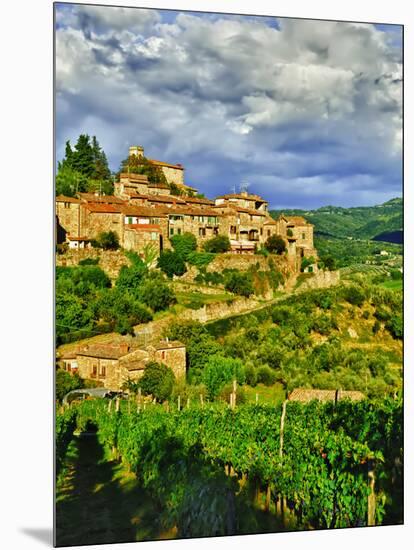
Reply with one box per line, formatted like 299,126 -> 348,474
55,431 -> 165,547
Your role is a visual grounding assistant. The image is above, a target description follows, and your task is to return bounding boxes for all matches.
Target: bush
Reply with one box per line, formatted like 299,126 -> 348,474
202,355 -> 245,399
116,262 -> 148,296
140,361 -> 175,402
264,235 -> 286,255
186,252 -> 215,268
139,279 -> 176,312
342,286 -> 365,307
224,271 -> 254,297
170,232 -> 198,260
56,369 -> 84,402
78,257 -> 99,266
203,235 -> 231,253
218,383 -> 247,405
256,366 -> 277,386
157,250 -> 187,278
386,315 -> 402,339
244,363 -> 258,386
94,231 -> 120,250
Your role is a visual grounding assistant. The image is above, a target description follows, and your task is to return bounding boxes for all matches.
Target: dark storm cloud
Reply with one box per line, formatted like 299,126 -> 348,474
55,5 -> 402,208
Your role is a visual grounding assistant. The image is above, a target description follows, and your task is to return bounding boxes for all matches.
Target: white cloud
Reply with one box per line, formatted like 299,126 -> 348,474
55,5 -> 402,207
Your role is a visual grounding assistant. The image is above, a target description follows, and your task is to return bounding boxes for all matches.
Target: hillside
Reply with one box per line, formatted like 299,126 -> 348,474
270,197 -> 403,242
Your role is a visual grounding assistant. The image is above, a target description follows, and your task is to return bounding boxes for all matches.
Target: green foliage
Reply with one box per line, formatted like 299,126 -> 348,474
342,285 -> 366,307
202,356 -> 245,398
140,362 -> 175,401
385,315 -> 402,339
157,250 -> 187,278
139,279 -> 176,312
119,154 -> 168,186
56,369 -> 84,402
56,164 -> 86,196
116,261 -> 148,297
224,271 -> 254,297
301,256 -> 316,272
93,231 -> 120,250
170,232 -> 197,260
186,251 -> 215,268
78,257 -> 99,266
203,235 -> 231,253
256,365 -> 277,386
264,234 -> 286,254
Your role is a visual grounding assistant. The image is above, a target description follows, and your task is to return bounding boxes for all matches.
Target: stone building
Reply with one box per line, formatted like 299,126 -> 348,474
56,195 -> 82,242
65,339 -> 186,391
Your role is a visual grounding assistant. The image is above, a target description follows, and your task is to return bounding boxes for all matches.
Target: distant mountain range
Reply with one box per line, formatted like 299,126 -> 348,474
270,197 -> 403,243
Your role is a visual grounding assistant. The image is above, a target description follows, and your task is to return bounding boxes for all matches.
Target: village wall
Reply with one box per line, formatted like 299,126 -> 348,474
296,270 -> 340,291
161,165 -> 184,185
56,249 -> 130,279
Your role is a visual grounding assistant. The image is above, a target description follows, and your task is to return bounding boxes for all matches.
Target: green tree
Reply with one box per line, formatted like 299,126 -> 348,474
202,355 -> 245,399
203,235 -> 231,253
56,163 -> 86,196
170,232 -> 197,260
157,250 -> 187,278
265,235 -> 286,254
139,279 -> 176,312
224,271 -> 254,297
70,134 -> 95,178
140,361 -> 175,401
93,231 -> 120,250
91,135 -> 111,181
56,369 -> 84,402
115,262 -> 148,297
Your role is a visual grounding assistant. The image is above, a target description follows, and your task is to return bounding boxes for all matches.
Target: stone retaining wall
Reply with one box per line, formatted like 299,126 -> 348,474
56,249 -> 130,280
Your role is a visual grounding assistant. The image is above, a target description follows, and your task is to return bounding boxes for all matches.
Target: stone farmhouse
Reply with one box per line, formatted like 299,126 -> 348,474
58,339 -> 186,391
56,145 -> 317,267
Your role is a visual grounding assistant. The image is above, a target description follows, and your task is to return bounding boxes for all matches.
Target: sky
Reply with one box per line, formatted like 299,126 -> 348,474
55,3 -> 403,209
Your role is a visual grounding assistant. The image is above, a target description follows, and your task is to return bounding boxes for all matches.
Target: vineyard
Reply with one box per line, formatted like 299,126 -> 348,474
56,396 -> 403,541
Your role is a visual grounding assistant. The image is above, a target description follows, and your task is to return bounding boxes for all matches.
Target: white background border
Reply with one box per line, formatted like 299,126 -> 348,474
0,1 -> 412,549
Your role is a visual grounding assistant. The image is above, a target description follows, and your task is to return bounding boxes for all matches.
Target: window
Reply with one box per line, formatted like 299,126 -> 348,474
177,228 -> 182,235
267,230 -> 271,236
161,351 -> 166,360
199,228 -> 206,237
170,227 -> 174,236
151,232 -> 157,240
64,202 -> 70,208
92,365 -> 97,377
302,233 -> 306,239
260,228 -> 263,235
100,365 -> 106,377
230,226 -> 237,234
128,217 -> 133,224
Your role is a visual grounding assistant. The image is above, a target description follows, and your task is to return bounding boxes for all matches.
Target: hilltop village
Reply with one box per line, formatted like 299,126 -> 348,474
56,145 -> 317,269
56,145 -> 320,392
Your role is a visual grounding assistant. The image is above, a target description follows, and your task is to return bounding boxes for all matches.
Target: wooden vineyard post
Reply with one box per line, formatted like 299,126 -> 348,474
128,398 -> 131,415
187,397 -> 190,409
137,387 -> 142,413
368,460 -> 376,526
233,379 -> 237,409
255,393 -> 259,405
278,400 -> 288,526
115,398 -> 120,412
108,399 -> 112,413
177,395 -> 181,411
200,394 -> 204,408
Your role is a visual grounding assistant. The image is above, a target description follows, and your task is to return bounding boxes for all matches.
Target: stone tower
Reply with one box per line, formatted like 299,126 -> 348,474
129,145 -> 144,158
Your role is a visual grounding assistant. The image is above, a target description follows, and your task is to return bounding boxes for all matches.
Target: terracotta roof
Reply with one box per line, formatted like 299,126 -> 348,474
122,205 -> 167,217
183,197 -> 215,206
264,218 -> 278,225
85,202 -> 123,214
216,193 -> 267,202
147,195 -> 186,204
148,183 -> 170,189
282,215 -> 310,226
288,388 -> 365,402
167,206 -> 221,217
77,193 -> 126,204
77,344 -> 131,360
149,340 -> 185,351
125,224 -> 161,232
67,235 -> 90,241
212,204 -> 266,217
56,195 -> 82,204
148,158 -> 184,170
119,172 -> 149,183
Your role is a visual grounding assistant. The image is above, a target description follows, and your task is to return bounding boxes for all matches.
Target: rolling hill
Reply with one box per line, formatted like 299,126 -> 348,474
270,197 -> 403,242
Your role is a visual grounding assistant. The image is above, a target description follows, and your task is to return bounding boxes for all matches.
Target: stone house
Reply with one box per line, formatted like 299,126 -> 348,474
68,339 -> 186,391
83,202 -> 124,242
56,195 -> 83,243
288,388 -> 365,402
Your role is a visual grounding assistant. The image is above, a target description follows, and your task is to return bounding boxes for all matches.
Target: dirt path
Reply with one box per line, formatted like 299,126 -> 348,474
56,432 -> 175,546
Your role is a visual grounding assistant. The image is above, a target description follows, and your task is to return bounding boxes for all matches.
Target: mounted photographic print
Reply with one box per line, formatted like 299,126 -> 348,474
54,2 -> 403,546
